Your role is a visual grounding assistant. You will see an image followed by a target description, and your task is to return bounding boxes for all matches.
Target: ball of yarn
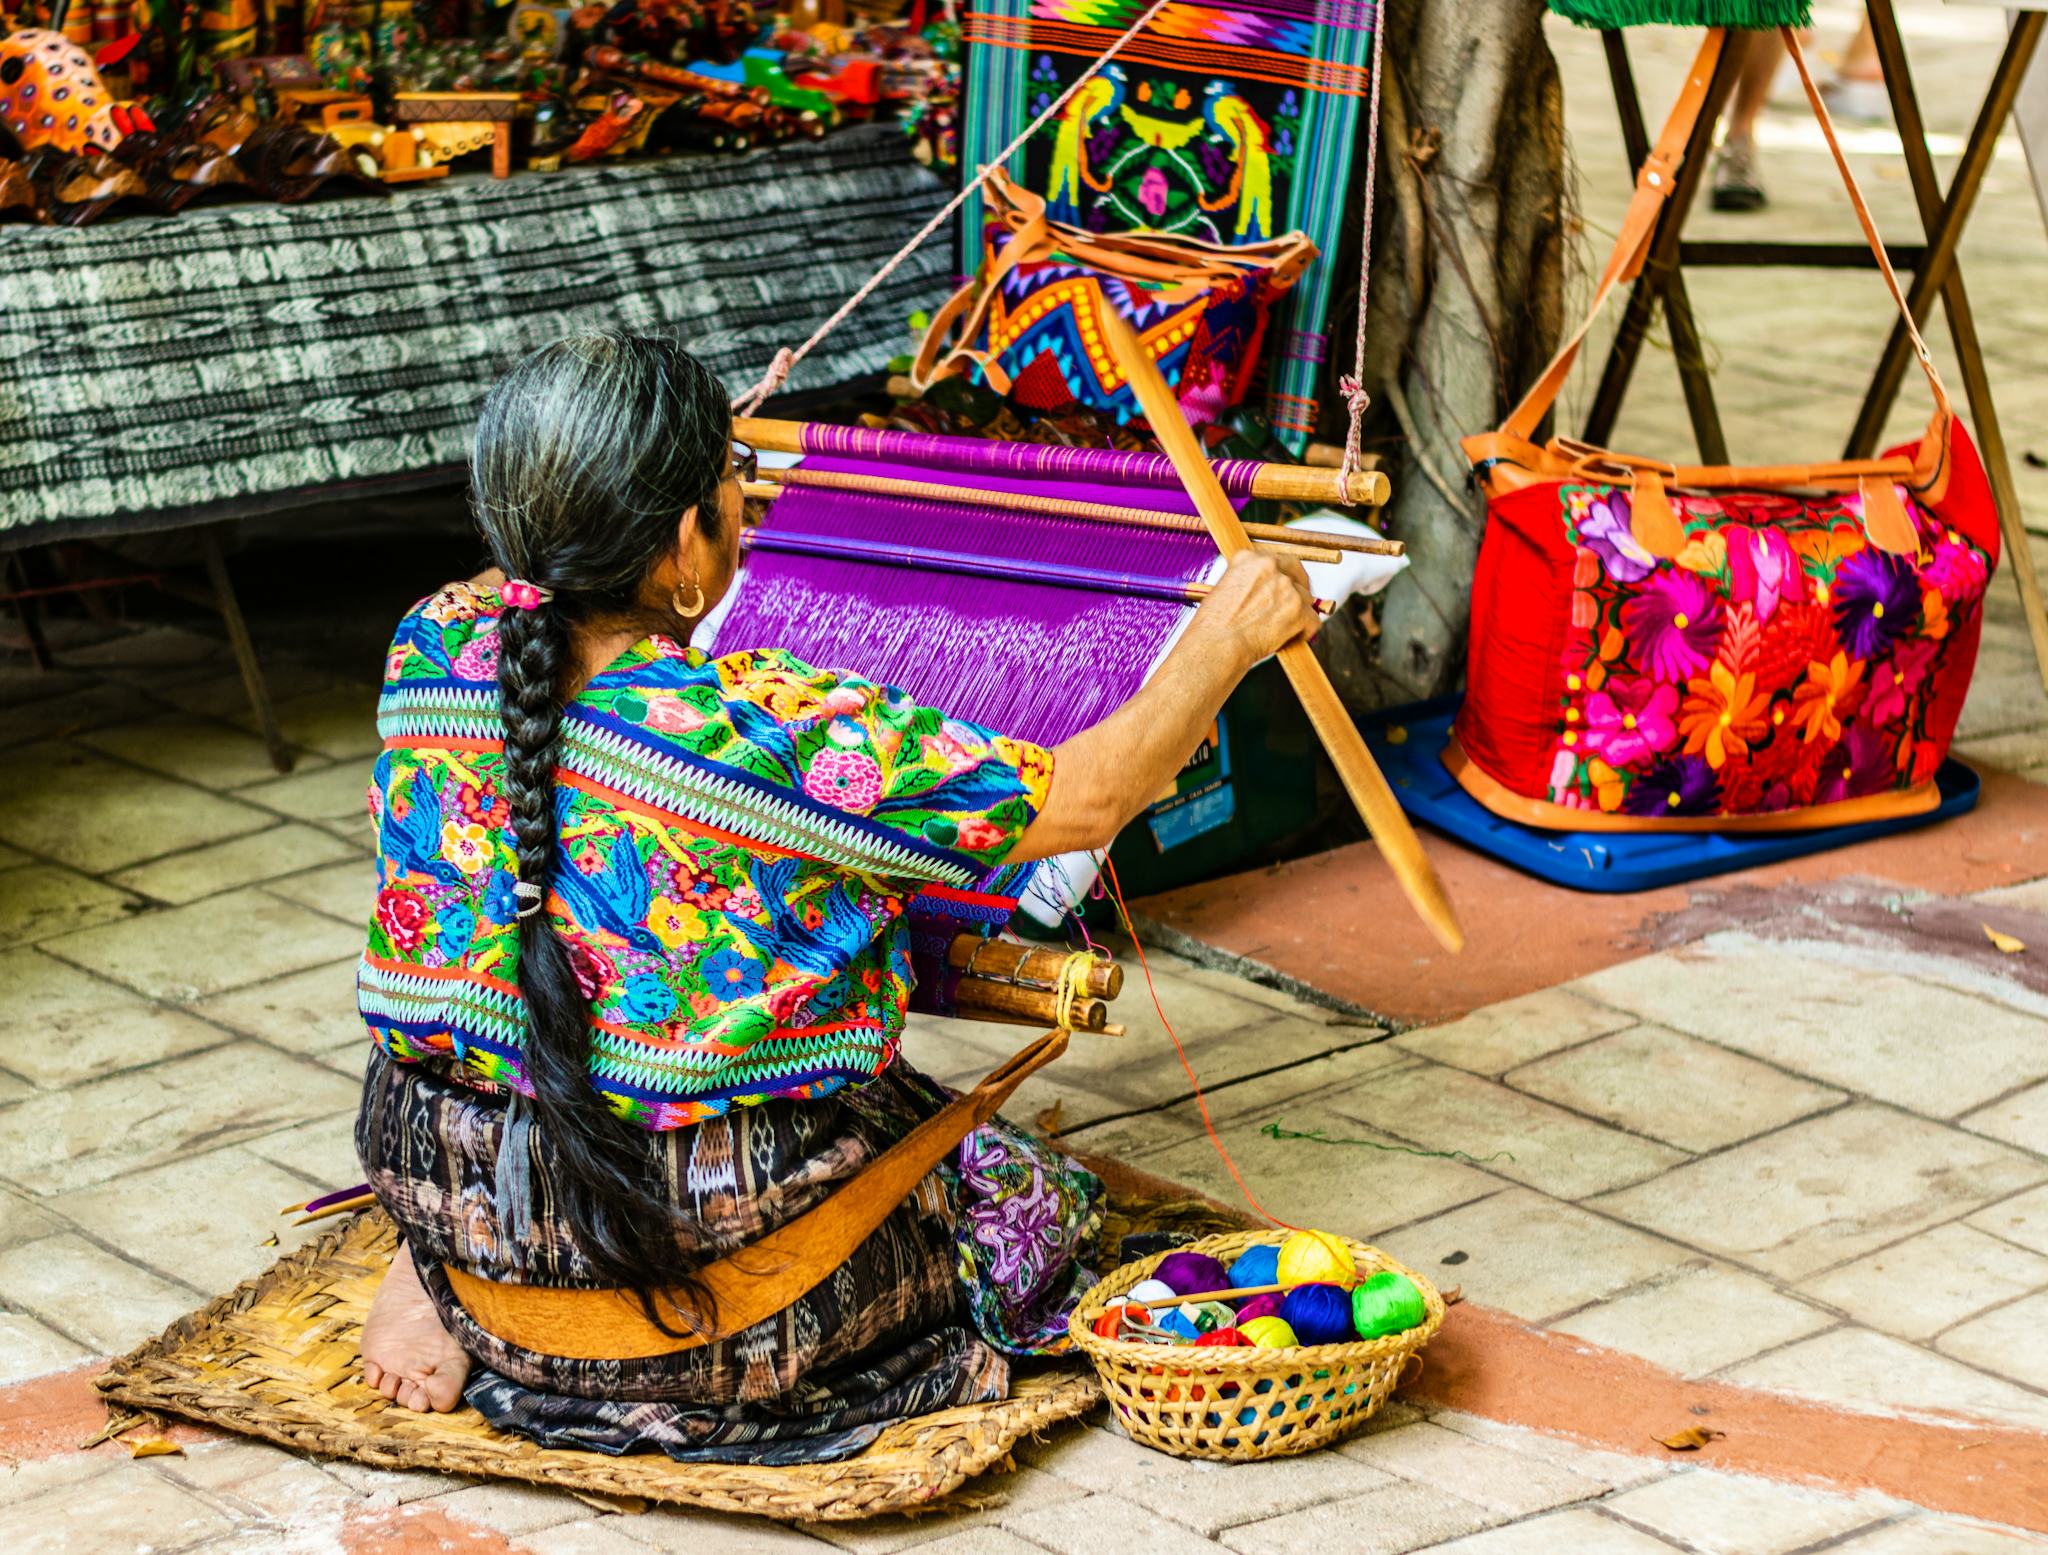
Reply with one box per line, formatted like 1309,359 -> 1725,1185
1280,1283 -> 1356,1346
1158,1307 -> 1204,1343
1226,1244 -> 1281,1290
1233,1292 -> 1284,1325
1238,1315 -> 1299,1349
1154,1251 -> 1229,1296
1090,1303 -> 1146,1340
1194,1326 -> 1253,1348
1277,1229 -> 1357,1290
1126,1278 -> 1179,1308
1352,1272 -> 1428,1339
1188,1301 -> 1237,1334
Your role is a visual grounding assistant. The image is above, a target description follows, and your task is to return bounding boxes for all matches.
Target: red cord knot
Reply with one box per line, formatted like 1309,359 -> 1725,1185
733,347 -> 797,415
1338,374 -> 1371,481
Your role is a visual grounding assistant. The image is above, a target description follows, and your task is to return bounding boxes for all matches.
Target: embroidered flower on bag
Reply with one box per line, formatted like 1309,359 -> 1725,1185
1624,572 -> 1723,683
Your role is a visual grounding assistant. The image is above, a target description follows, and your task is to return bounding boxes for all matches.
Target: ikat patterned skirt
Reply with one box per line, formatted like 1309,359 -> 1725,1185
355,1048 -> 1103,1463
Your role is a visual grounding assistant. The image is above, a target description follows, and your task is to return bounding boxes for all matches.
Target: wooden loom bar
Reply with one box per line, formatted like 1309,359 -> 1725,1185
953,975 -> 1113,1033
945,935 -> 1124,999
745,470 -> 1397,560
1098,308 -> 1465,955
736,417 -> 1392,508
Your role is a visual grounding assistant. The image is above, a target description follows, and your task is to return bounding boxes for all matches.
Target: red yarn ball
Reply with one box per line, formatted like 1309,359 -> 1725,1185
1193,1326 -> 1254,1348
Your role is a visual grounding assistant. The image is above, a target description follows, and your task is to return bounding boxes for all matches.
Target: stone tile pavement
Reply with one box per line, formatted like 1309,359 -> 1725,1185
9,4 -> 2048,1549
9,607 -> 2048,1550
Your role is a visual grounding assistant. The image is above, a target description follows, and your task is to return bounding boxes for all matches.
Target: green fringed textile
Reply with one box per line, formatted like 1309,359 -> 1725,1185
1548,0 -> 1810,26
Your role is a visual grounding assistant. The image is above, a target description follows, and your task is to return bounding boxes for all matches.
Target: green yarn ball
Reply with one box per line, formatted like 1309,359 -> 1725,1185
1351,1272 -> 1427,1339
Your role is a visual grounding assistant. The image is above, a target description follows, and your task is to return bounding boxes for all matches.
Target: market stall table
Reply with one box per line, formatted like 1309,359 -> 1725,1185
0,122 -> 949,766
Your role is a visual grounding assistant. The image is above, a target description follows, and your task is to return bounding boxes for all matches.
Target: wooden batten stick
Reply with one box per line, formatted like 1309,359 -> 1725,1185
736,417 -> 1391,508
743,470 -> 1399,559
1097,310 -> 1465,954
946,935 -> 1123,999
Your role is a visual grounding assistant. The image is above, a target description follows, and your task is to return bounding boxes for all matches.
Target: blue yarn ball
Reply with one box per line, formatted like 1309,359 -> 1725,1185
1227,1244 -> 1280,1291
1279,1283 -> 1355,1347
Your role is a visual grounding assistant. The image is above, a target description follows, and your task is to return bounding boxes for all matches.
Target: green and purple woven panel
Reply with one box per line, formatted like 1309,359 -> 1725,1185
961,0 -> 1376,451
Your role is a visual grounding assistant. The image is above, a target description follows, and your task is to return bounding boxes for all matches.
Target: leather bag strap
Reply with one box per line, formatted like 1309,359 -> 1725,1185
442,1027 -> 1073,1362
1500,27 -> 1952,497
911,168 -> 1316,393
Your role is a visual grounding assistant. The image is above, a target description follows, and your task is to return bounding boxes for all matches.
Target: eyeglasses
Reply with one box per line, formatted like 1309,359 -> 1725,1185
730,439 -> 758,487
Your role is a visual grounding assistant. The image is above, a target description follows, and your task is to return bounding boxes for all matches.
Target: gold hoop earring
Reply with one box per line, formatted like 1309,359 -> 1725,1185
671,578 -> 706,619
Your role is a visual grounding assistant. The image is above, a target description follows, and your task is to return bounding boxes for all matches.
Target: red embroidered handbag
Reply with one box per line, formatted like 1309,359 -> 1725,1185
1453,29 -> 1998,832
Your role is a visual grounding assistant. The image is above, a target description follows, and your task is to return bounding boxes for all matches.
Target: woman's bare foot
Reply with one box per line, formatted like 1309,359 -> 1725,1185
361,1241 -> 471,1412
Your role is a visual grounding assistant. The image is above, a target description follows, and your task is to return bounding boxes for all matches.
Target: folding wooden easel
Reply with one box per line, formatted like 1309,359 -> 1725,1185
1586,3 -> 2048,695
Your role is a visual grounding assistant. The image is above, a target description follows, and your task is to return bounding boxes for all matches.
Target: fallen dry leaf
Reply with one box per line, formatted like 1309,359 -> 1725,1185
127,1438 -> 184,1459
1984,924 -> 2026,955
260,1235 -> 279,1248
1657,1425 -> 1724,1452
1035,1099 -> 1066,1137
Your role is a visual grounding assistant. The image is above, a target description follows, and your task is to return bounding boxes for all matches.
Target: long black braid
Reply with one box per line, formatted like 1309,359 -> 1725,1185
472,332 -> 731,1327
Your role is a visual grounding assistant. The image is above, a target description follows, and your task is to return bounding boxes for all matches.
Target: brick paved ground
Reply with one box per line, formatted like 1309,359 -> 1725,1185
8,3 -> 2048,1550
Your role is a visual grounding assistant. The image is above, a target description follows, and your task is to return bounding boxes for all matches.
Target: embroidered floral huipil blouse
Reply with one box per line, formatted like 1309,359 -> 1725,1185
359,584 -> 1054,1130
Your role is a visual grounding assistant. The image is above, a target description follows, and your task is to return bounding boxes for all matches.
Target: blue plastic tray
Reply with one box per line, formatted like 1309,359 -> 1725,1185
1359,697 -> 1980,894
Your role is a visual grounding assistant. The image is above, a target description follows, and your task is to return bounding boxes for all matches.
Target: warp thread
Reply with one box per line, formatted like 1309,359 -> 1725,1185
1260,1121 -> 1517,1166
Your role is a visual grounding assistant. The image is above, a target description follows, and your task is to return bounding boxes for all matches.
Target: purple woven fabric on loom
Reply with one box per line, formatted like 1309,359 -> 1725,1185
712,450 -> 1238,747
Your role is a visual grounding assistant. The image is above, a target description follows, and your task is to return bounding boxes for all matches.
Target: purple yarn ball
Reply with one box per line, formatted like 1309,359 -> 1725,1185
1280,1283 -> 1356,1346
1233,1292 -> 1284,1325
1153,1251 -> 1229,1297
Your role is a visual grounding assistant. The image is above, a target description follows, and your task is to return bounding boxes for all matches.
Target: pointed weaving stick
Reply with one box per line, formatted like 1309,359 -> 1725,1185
1098,309 -> 1464,954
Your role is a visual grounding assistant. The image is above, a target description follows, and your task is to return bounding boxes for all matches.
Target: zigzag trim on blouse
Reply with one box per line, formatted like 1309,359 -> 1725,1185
360,957 -> 897,1098
376,685 -> 981,886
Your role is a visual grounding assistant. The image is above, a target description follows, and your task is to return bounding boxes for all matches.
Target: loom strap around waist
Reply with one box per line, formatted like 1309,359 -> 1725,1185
442,1028 -> 1070,1362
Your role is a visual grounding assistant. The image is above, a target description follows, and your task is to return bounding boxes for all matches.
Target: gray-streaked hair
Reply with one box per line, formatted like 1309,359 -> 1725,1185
465,332 -> 731,1331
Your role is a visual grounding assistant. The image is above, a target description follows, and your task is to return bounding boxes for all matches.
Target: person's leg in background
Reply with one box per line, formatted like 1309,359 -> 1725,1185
1822,17 -> 1890,124
1713,28 -> 1784,212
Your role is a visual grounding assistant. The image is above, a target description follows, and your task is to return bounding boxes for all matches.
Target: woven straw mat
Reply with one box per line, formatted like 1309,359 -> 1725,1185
95,1209 -> 1103,1521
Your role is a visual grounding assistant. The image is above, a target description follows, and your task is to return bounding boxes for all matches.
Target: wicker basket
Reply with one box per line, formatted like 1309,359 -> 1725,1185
1068,1230 -> 1445,1461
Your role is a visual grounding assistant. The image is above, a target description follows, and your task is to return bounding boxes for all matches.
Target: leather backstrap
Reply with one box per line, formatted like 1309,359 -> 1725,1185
442,1027 -> 1072,1362
1482,27 -> 1954,524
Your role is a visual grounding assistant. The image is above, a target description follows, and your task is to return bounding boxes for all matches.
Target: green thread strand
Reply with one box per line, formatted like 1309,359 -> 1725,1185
1259,1121 -> 1517,1166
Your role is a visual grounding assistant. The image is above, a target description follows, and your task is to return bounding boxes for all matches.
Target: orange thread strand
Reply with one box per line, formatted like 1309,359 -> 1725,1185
1100,854 -> 1297,1232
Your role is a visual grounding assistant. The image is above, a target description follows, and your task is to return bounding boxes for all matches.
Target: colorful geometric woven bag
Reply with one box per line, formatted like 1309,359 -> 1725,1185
913,170 -> 1314,425
1454,30 -> 1998,832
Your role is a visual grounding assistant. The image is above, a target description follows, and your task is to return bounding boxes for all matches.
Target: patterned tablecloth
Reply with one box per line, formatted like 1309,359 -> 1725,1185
0,124 -> 950,544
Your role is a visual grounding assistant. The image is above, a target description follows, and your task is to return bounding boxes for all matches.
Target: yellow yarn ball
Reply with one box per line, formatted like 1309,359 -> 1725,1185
1237,1315 -> 1300,1349
1277,1229 -> 1357,1290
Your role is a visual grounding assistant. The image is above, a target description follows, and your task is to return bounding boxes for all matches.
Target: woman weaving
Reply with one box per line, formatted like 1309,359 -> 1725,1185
354,331 -> 1318,1458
